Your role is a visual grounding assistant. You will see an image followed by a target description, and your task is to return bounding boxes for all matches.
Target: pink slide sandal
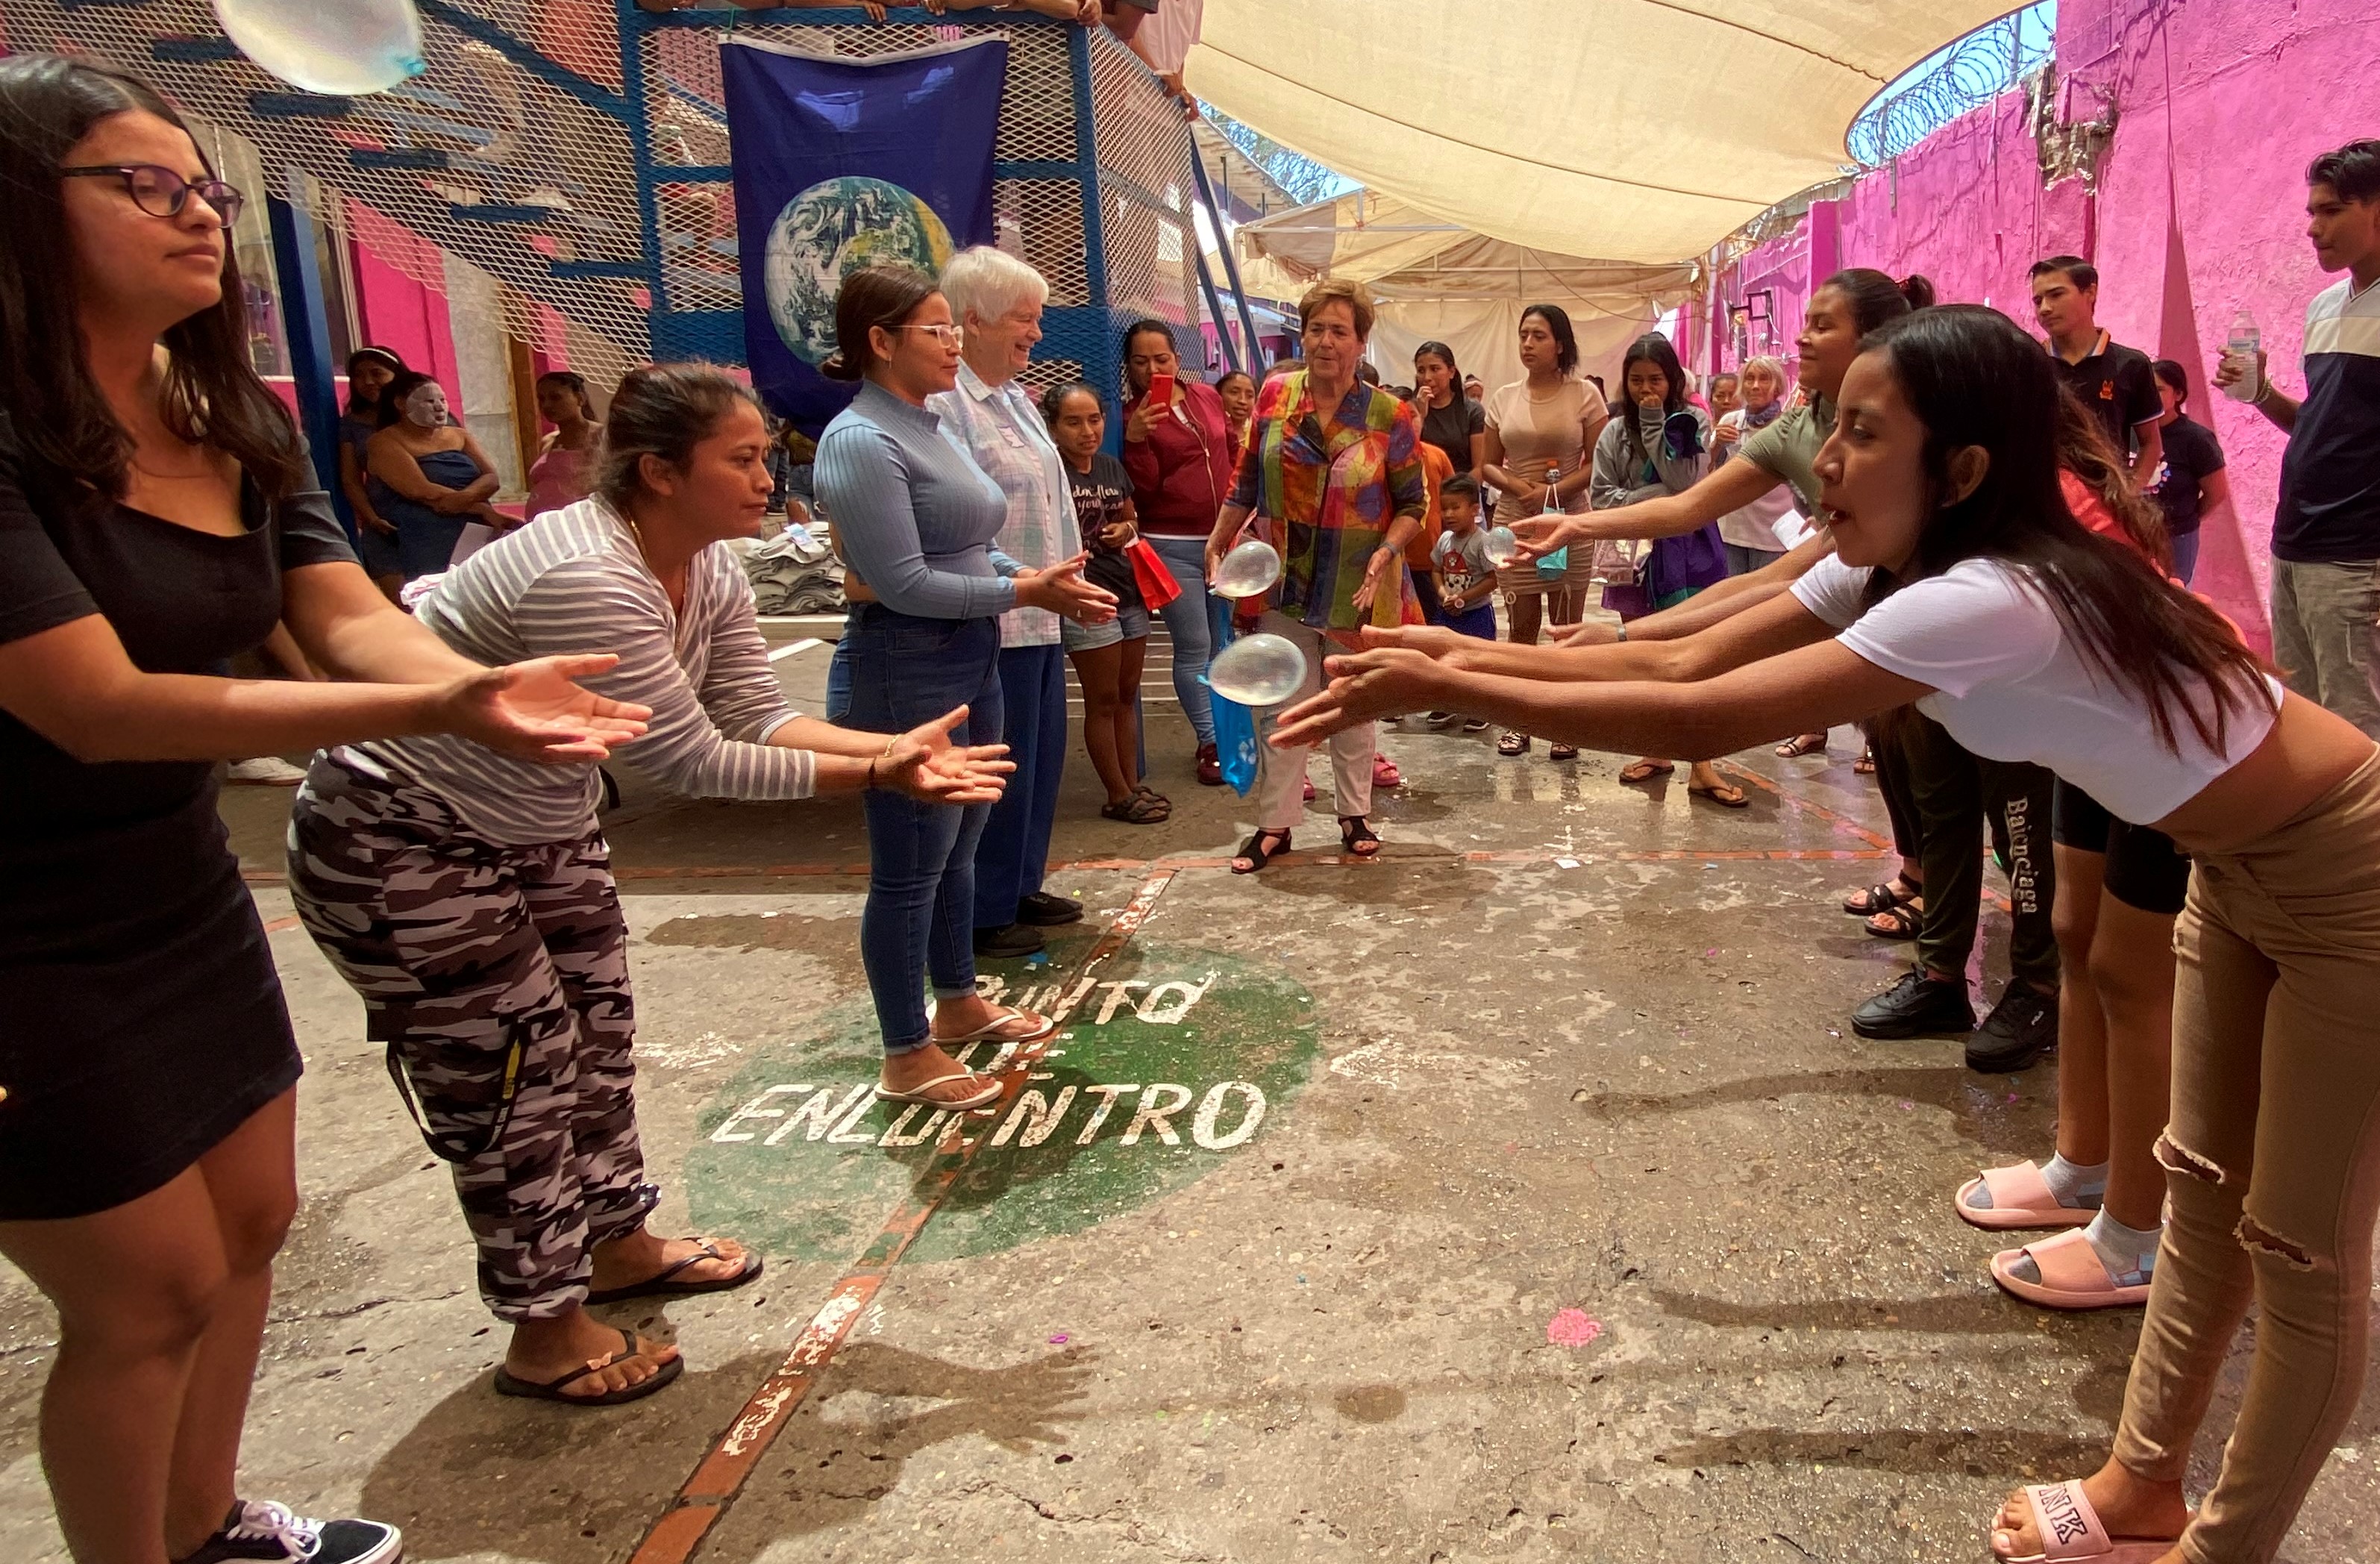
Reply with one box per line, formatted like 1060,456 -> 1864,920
1991,1230 -> 2151,1312
1994,1479 -> 2179,1563
1955,1161 -> 2097,1232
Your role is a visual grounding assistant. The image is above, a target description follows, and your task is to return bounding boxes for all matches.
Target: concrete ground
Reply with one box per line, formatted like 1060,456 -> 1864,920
7,629 -> 2380,1564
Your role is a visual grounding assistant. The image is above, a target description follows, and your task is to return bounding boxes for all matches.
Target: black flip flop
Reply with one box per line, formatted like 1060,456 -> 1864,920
492,1327 -> 683,1407
583,1241 -> 763,1307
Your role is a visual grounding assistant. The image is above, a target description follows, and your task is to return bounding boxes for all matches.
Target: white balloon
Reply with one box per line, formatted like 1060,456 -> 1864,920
1482,526 -> 1520,567
214,0 -> 427,96
1210,539 -> 1283,600
1206,634 -> 1307,708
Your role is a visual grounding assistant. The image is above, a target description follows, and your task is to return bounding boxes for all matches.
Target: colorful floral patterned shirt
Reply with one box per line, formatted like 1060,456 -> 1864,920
1226,369 -> 1427,633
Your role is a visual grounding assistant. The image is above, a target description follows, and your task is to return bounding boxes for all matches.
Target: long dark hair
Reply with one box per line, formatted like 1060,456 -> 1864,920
1615,332 -> 1689,473
1863,305 -> 2269,754
2055,381 -> 2168,569
1521,304 -> 1579,375
1818,268 -> 1936,335
0,54 -> 306,500
821,265 -> 937,382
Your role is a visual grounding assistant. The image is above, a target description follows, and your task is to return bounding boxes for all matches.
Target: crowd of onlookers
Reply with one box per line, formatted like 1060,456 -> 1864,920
7,37 -> 2380,1564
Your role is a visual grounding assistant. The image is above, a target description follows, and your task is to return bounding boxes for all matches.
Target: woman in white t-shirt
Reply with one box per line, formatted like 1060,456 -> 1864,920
1274,304 -> 2380,1564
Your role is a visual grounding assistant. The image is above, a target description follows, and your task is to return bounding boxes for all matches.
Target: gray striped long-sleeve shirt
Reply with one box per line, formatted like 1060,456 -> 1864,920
337,498 -> 813,845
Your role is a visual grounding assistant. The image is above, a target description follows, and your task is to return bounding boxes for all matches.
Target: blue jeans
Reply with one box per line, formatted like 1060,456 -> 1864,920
1147,535 -> 1216,745
825,618 -> 857,722
973,642 -> 1067,929
2170,528 -> 2200,586
845,607 -> 1003,1054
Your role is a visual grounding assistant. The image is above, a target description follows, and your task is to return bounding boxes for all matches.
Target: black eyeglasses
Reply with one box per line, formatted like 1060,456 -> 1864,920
59,164 -> 245,229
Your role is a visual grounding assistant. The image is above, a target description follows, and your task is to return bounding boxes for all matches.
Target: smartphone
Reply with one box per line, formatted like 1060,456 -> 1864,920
1147,371 -> 1176,408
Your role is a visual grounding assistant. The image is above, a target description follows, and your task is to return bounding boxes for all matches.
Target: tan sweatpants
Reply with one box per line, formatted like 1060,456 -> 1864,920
2113,749 -> 2380,1563
1250,612 -> 1375,832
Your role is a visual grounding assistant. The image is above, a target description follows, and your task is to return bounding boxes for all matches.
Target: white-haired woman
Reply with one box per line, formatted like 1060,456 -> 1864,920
928,245 -> 1090,960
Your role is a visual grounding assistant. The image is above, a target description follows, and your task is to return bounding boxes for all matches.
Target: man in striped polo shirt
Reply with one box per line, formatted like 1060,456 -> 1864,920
2224,139 -> 2380,738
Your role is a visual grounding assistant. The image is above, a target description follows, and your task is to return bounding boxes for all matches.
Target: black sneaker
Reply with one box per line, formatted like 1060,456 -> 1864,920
176,1501 -> 401,1564
1966,983 -> 2060,1072
1016,891 -> 1084,927
972,922 -> 1046,959
1850,969 -> 1977,1039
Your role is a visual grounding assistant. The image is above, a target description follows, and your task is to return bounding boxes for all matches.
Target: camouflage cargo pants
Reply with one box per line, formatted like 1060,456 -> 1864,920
289,755 -> 657,1321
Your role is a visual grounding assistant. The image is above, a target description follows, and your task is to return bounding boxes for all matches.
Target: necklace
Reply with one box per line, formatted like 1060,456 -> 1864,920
620,506 -> 689,605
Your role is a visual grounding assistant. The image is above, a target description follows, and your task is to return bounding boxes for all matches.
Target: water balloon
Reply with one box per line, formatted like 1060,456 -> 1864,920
214,0 -> 428,96
1482,525 -> 1521,567
1211,539 -> 1283,600
1206,634 -> 1307,708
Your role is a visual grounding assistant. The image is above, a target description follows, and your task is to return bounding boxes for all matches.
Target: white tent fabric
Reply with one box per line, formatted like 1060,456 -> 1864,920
1236,190 -> 1695,394
1188,0 -> 2012,263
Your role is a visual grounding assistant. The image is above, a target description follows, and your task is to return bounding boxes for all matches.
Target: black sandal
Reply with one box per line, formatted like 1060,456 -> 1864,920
1233,828 -> 1293,875
1864,901 -> 1924,940
1338,816 -> 1381,858
1100,792 -> 1170,825
492,1327 -> 683,1406
583,1239 -> 763,1306
1842,878 -> 1918,916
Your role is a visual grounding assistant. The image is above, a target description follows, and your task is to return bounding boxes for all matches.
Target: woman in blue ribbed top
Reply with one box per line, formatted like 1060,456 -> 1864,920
815,266 -> 1115,1110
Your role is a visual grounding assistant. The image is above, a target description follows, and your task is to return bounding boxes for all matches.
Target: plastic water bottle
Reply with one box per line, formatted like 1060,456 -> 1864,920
2223,310 -> 2261,402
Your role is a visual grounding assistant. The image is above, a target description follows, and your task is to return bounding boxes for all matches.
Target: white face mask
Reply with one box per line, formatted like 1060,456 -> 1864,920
402,386 -> 449,428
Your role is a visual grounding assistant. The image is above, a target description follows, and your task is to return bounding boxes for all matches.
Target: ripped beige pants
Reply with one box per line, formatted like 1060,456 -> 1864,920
2114,751 -> 2380,1564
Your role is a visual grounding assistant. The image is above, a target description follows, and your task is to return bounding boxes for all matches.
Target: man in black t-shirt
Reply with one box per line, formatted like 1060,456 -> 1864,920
2146,359 -> 2230,585
2032,254 -> 2163,483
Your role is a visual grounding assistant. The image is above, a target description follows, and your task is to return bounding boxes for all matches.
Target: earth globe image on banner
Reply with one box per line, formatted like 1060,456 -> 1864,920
213,0 -> 428,95
765,177 -> 957,366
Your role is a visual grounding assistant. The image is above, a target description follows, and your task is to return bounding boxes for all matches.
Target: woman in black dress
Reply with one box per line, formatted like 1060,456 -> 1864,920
0,57 -> 647,1564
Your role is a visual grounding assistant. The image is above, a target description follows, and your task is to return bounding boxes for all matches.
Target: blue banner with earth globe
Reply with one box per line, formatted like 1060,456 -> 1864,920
721,35 -> 1007,431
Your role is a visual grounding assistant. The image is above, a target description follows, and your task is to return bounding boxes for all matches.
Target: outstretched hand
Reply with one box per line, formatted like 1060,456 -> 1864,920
885,705 -> 1014,806
436,655 -> 652,764
1509,511 -> 1585,563
1269,648 -> 1447,750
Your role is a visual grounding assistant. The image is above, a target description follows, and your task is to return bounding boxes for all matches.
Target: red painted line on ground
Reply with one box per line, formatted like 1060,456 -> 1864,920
627,869 -> 1178,1564
1717,760 -> 1895,851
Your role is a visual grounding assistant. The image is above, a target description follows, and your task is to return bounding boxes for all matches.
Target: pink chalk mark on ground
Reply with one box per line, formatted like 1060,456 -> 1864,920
1547,1309 -> 1603,1347
1048,1333 -> 1069,1345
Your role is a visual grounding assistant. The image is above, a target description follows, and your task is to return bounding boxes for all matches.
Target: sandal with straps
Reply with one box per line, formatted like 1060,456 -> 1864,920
493,1326 -> 682,1406
1233,827 -> 1293,875
1338,816 -> 1381,858
1100,792 -> 1170,825
1865,899 -> 1924,940
1843,877 -> 1919,916
584,1239 -> 764,1306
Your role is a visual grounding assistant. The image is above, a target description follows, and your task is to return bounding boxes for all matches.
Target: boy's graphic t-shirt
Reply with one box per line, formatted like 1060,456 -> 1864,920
1433,525 -> 1494,605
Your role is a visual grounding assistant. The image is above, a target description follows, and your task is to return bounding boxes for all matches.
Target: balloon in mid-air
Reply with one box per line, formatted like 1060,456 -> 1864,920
1211,539 -> 1284,600
1206,634 -> 1308,708
214,0 -> 428,95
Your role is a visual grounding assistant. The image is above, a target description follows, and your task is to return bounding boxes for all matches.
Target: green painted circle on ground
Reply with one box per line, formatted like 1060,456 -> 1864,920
686,940 -> 1320,1264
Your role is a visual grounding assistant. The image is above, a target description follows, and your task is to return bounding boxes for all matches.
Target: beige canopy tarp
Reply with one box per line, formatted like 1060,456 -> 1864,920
1236,189 -> 1696,395
1189,0 -> 2011,264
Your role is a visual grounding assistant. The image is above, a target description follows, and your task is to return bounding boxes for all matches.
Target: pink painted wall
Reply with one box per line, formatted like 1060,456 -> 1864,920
1695,0 -> 2380,649
347,203 -> 461,395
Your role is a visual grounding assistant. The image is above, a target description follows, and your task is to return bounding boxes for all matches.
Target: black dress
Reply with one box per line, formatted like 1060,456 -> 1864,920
0,413 -> 356,1219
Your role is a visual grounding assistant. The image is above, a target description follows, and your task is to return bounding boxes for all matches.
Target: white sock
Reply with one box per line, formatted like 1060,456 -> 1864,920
2038,1153 -> 2108,1210
2083,1209 -> 2162,1283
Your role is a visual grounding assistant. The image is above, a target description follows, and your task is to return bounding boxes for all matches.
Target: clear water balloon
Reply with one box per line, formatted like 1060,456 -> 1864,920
1482,525 -> 1521,567
1206,634 -> 1307,708
1210,539 -> 1283,600
214,0 -> 428,96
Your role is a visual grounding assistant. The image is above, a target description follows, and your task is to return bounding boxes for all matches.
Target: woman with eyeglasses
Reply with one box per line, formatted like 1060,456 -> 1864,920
0,57 -> 649,1564
815,266 -> 1112,1111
